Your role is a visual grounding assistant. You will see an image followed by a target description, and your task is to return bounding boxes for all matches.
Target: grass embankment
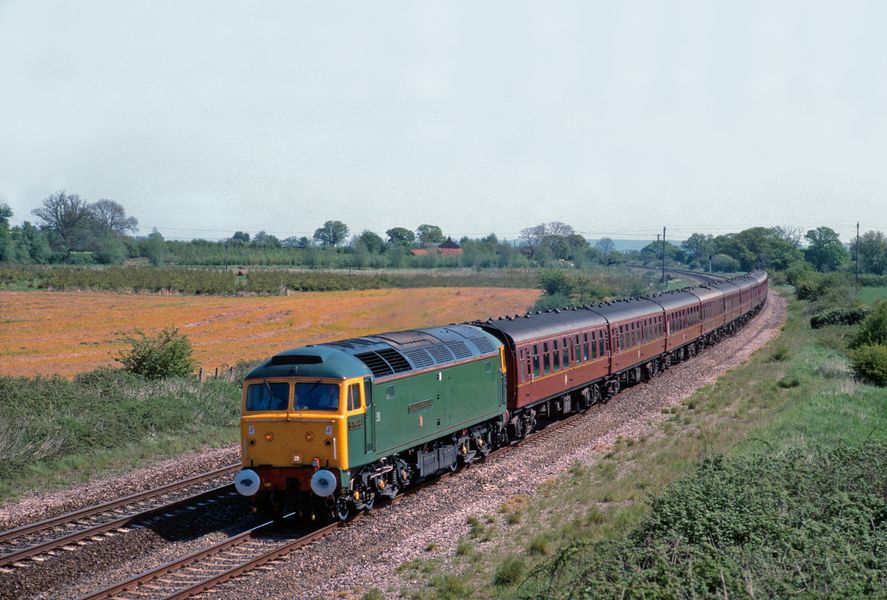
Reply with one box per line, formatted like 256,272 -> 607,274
397,291 -> 887,599
0,369 -> 243,502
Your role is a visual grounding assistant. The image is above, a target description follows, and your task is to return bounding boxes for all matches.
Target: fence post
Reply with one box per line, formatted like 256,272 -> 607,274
198,367 -> 203,382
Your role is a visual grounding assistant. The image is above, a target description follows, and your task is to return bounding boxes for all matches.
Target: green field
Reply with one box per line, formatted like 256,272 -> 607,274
394,290 -> 887,599
858,286 -> 887,303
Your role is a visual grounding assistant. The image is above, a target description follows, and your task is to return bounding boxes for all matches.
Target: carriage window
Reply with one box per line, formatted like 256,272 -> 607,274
574,335 -> 581,364
347,384 -> 361,411
246,382 -> 289,411
553,339 -> 560,371
585,332 -> 592,360
532,345 -> 540,377
543,342 -> 551,374
600,335 -> 606,357
518,349 -> 526,383
562,337 -> 570,367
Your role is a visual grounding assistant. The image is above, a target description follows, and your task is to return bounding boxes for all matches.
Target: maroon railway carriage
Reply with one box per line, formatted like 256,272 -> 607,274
477,271 -> 769,437
647,291 -> 702,355
477,309 -> 611,412
708,279 -> 742,324
686,284 -> 726,341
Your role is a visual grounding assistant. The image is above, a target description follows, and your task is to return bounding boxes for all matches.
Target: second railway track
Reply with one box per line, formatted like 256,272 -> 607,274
0,464 -> 239,569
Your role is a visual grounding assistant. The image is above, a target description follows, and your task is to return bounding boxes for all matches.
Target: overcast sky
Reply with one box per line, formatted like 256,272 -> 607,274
1,1 -> 885,242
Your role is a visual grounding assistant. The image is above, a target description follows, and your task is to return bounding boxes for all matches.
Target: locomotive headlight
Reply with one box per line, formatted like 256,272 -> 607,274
265,432 -> 274,442
234,469 -> 260,496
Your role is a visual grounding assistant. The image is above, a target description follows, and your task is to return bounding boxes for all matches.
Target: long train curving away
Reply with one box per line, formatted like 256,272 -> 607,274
234,271 -> 768,521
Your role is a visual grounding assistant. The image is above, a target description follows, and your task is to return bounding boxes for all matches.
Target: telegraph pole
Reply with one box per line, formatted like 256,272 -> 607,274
661,226 -> 667,286
224,238 -> 230,272
855,222 -> 860,288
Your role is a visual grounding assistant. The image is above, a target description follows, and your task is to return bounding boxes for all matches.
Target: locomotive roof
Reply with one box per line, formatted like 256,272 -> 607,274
245,324 -> 501,381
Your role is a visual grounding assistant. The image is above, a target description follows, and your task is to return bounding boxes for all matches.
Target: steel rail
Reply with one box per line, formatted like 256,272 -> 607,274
0,464 -> 239,544
0,465 -> 239,567
79,519 -> 341,600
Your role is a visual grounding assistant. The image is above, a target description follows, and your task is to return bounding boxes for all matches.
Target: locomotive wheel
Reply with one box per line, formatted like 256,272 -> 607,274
336,501 -> 352,521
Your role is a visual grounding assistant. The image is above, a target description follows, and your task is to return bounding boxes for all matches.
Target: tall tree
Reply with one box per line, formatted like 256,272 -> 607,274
313,220 -> 349,246
852,230 -> 887,275
355,230 -> 385,253
32,191 -> 92,254
595,237 -> 615,256
146,229 -> 165,266
805,226 -> 847,272
0,203 -> 11,262
251,231 -> 281,247
682,233 -> 715,271
416,224 -> 444,245
88,199 -> 138,237
231,231 -> 250,243
386,227 -> 415,247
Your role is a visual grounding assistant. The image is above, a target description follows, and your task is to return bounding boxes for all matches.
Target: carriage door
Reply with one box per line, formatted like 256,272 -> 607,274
363,377 -> 375,453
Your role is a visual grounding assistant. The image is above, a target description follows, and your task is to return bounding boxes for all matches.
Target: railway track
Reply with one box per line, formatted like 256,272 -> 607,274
0,464 -> 239,569
80,516 -> 340,600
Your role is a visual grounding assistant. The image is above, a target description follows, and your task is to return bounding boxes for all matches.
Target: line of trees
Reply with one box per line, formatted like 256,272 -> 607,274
2,191 -> 886,277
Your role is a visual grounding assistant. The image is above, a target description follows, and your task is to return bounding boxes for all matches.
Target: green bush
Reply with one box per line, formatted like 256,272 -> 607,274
849,344 -> 887,386
851,301 -> 887,348
523,446 -> 887,598
810,306 -> 868,328
117,327 -> 196,379
794,271 -> 853,301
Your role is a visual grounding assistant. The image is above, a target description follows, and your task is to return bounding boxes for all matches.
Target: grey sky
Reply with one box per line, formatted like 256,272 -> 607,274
1,1 -> 885,242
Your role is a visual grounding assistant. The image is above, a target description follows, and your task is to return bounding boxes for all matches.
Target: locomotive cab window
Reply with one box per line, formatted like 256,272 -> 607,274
347,383 -> 361,411
294,382 -> 339,411
246,382 -> 289,411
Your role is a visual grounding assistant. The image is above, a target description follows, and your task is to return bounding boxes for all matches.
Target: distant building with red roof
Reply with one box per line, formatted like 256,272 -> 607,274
409,237 -> 463,256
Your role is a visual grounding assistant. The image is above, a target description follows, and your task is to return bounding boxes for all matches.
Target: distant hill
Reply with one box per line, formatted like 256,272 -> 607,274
589,239 -> 654,252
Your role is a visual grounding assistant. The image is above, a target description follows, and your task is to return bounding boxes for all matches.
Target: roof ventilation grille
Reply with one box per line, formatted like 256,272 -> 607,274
354,351 -> 394,377
446,341 -> 473,360
468,336 -> 496,354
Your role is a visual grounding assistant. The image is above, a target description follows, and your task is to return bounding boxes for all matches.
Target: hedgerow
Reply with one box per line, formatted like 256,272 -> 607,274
810,306 -> 868,328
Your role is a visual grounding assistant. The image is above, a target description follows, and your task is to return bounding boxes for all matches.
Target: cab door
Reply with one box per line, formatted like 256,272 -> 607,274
363,377 -> 375,454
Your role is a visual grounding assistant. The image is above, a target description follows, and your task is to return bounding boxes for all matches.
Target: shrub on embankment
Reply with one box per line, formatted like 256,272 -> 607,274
524,445 -> 887,598
0,369 -> 242,500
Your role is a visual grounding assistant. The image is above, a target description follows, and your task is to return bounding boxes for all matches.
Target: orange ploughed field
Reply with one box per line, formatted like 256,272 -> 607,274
0,288 -> 540,378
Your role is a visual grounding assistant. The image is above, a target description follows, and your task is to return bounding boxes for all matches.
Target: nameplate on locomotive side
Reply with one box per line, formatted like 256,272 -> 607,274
348,419 -> 363,430
407,399 -> 433,413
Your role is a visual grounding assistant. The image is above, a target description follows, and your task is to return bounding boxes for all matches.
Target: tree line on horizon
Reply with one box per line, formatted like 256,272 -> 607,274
1,191 -> 886,277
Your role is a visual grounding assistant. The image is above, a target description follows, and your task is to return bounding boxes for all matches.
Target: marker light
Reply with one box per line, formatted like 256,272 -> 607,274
265,432 -> 274,442
292,454 -> 302,464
